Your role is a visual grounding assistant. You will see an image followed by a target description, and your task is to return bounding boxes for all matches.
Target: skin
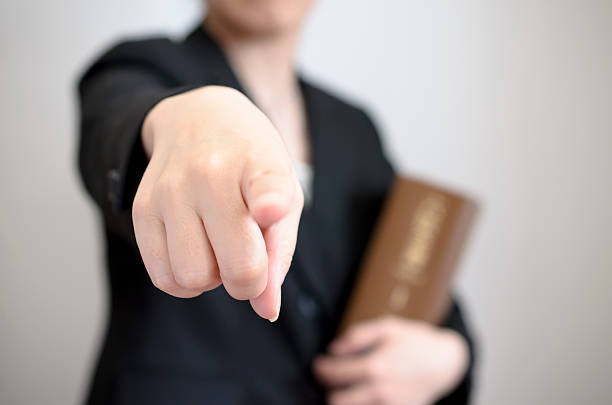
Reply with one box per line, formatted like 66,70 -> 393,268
138,86 -> 303,321
313,317 -> 469,405
137,0 -> 314,321
134,0 -> 469,402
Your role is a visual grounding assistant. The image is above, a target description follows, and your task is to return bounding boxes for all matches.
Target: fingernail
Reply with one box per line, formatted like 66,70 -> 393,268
268,288 -> 282,322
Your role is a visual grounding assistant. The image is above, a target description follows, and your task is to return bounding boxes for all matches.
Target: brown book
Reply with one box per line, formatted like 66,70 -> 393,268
338,176 -> 478,334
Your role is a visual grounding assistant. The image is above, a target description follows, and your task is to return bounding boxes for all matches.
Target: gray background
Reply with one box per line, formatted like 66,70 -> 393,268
1,1 -> 611,404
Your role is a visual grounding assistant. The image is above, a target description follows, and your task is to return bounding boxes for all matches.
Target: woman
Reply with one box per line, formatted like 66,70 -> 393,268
78,1 -> 475,404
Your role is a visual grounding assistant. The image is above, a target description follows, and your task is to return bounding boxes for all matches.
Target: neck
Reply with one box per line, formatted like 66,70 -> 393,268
203,15 -> 301,113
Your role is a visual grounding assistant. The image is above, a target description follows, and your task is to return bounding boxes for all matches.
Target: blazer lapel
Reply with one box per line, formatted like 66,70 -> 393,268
290,81 -> 345,318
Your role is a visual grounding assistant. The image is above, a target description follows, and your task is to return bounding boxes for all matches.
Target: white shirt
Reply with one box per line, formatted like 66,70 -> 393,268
293,160 -> 313,207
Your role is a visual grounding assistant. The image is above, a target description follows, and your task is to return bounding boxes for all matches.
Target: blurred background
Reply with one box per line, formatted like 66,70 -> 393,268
1,0 -> 611,404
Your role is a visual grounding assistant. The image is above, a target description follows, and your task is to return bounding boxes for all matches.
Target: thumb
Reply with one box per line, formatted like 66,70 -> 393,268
329,317 -> 395,356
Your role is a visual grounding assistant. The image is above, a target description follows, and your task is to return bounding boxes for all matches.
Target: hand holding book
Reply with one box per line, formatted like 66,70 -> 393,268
313,177 -> 478,404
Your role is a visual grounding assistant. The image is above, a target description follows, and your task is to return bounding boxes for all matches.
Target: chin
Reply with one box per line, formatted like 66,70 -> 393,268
206,0 -> 314,35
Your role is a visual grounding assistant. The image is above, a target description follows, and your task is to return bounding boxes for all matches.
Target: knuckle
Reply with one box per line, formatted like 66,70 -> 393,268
157,180 -> 194,212
205,149 -> 233,174
188,154 -> 218,179
156,173 -> 186,198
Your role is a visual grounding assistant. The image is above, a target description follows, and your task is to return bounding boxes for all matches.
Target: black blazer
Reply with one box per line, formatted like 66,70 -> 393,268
78,27 -> 475,405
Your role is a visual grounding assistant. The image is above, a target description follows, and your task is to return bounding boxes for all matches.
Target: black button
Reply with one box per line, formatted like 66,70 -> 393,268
298,293 -> 320,319
106,169 -> 121,213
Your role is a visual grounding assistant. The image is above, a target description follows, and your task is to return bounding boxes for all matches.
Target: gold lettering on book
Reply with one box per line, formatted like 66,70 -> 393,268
389,194 -> 447,312
389,286 -> 410,311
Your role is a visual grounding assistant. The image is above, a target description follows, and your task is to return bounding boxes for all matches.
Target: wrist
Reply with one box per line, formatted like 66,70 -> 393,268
140,85 -> 246,159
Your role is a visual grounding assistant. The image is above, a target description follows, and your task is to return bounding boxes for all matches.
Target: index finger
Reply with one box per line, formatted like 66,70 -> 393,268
249,180 -> 303,320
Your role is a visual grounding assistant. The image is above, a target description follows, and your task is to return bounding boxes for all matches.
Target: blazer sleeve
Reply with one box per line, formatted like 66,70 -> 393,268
359,111 -> 476,404
77,41 -> 197,242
